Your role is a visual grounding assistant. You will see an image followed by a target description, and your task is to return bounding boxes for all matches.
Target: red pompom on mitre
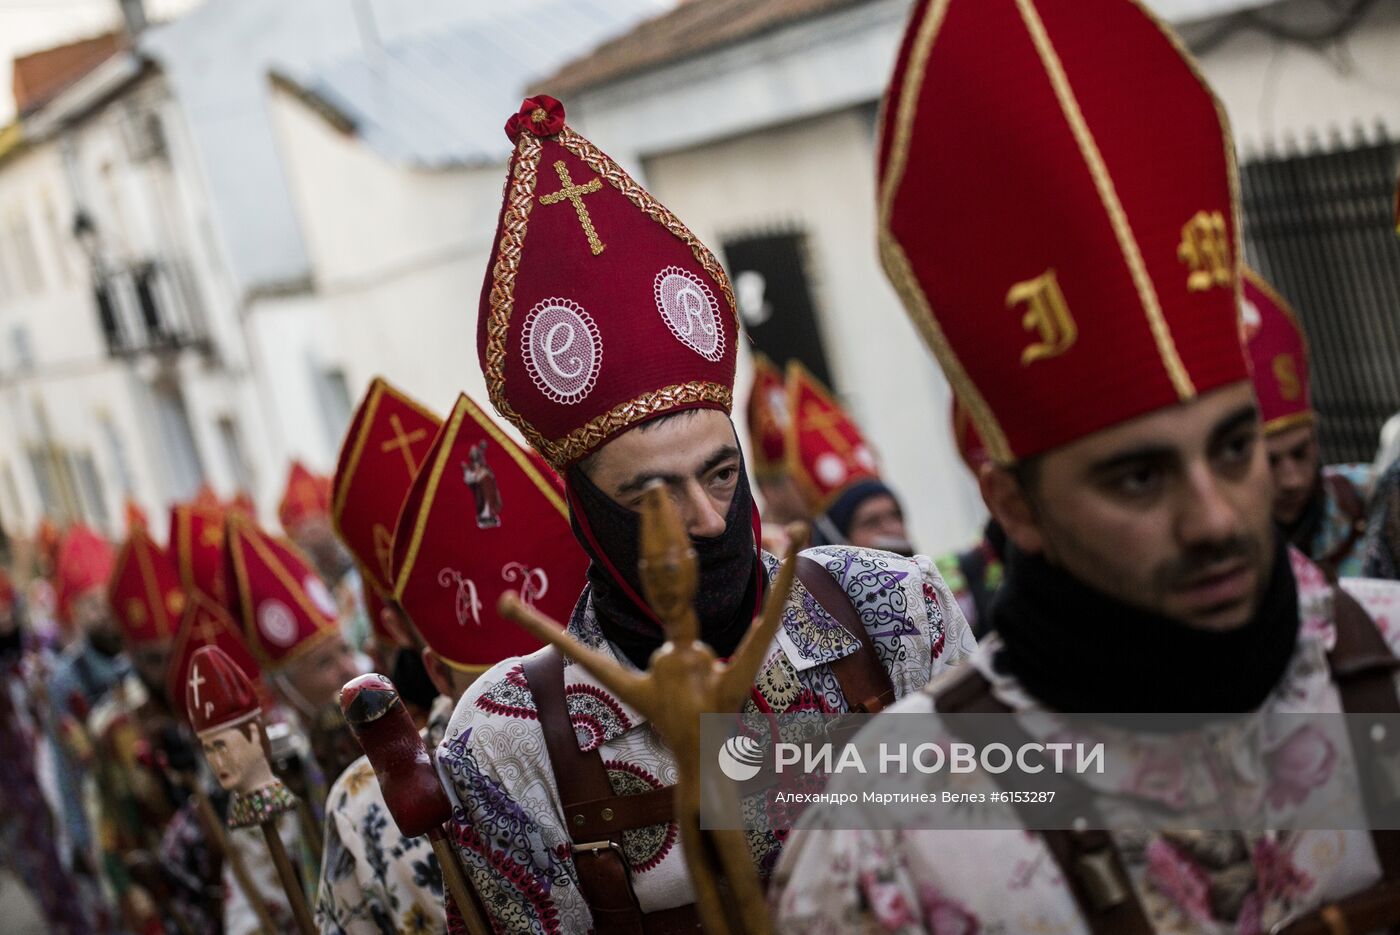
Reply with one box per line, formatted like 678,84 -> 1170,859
505,95 -> 566,142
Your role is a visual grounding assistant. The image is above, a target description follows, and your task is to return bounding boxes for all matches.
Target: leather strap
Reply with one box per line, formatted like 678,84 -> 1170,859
794,556 -> 896,714
934,668 -> 1154,935
1328,587 -> 1400,884
524,649 -> 647,934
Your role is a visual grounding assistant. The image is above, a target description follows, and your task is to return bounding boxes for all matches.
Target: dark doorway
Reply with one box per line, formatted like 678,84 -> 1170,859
723,229 -> 835,388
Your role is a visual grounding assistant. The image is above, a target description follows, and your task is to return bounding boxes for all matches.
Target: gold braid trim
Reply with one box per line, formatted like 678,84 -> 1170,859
485,133 -> 544,451
538,382 -> 733,469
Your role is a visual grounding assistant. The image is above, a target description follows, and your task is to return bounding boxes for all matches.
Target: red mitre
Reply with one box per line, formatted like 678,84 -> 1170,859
746,353 -> 790,480
879,0 -> 1246,462
191,484 -> 222,513
784,361 -> 880,512
36,518 -> 62,571
170,503 -> 228,604
951,396 -> 990,477
278,461 -> 331,533
108,529 -> 185,646
55,524 -> 115,624
478,95 -> 740,469
185,644 -> 261,737
332,377 -> 441,593
227,491 -> 257,521
123,497 -> 149,534
0,568 -> 15,611
167,589 -> 266,722
1241,266 -> 1312,437
392,393 -> 582,672
225,515 -> 339,670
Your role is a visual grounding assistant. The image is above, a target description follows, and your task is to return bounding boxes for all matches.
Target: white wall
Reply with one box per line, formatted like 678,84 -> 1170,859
640,107 -> 984,555
0,70 -> 279,542
268,82 -> 504,431
1191,0 -> 1400,150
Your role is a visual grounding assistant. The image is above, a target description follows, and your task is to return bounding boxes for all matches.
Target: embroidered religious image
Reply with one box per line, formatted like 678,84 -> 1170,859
462,440 -> 503,528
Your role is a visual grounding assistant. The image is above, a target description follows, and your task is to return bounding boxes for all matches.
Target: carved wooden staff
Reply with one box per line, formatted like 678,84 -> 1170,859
500,483 -> 806,935
184,645 -> 316,935
339,673 -> 492,935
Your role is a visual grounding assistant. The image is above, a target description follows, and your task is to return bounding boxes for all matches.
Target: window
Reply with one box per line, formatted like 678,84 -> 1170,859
314,366 -> 354,456
1241,135 -> 1400,463
150,382 -> 206,500
217,415 -> 254,493
70,451 -> 110,531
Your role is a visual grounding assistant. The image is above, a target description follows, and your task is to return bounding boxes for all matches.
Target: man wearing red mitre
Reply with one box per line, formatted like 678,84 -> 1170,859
433,95 -> 977,932
1241,267 -> 1375,579
775,1 -> 1400,932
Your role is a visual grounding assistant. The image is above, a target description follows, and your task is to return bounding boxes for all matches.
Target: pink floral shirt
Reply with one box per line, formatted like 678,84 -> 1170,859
773,550 -> 1400,935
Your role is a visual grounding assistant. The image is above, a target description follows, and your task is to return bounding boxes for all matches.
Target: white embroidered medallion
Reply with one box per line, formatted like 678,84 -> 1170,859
257,599 -> 298,646
521,298 -> 602,404
654,266 -> 724,362
814,453 -> 848,488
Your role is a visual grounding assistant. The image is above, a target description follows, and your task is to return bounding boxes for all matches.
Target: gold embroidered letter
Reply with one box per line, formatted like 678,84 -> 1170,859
1007,269 -> 1077,366
1272,354 -> 1301,401
1177,211 -> 1232,292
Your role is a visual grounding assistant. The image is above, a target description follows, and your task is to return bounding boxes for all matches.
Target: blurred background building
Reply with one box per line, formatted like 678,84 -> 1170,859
0,0 -> 1396,556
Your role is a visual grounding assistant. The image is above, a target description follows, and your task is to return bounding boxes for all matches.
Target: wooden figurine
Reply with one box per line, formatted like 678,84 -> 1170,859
185,645 -> 316,935
501,482 -> 807,935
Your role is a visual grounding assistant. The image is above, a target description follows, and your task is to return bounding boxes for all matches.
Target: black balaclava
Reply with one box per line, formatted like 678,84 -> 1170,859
565,449 -> 763,669
991,533 -> 1298,717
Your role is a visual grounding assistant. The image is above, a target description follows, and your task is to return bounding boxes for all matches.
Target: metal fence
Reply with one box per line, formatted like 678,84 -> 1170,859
1240,128 -> 1400,465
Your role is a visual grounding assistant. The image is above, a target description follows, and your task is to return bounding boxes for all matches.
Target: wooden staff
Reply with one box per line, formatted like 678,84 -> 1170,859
500,482 -> 806,935
339,673 -> 491,935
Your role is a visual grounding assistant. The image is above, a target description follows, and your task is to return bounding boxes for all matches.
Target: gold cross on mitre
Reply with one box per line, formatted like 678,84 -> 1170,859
802,401 -> 853,454
540,159 -> 606,256
380,414 -> 428,476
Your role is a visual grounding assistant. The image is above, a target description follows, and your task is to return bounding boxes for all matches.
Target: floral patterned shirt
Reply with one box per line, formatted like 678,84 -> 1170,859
1312,463 -> 1375,579
436,546 -> 976,934
772,550 -> 1400,935
314,697 -> 454,934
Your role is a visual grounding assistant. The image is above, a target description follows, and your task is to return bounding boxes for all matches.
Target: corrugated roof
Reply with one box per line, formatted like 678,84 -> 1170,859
536,0 -> 869,97
284,0 -> 672,169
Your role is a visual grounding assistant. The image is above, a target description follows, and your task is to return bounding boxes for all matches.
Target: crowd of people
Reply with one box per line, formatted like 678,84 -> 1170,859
3,0 -> 1400,932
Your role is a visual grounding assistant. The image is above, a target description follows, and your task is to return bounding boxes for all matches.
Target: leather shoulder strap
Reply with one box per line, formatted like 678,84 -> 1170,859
933,670 -> 1154,935
795,555 -> 896,714
1326,587 -> 1400,883
523,648 -> 648,933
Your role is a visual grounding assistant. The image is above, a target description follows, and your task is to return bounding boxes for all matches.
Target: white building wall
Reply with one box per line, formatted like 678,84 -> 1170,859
1190,0 -> 1400,149
267,84 -> 502,430
0,67 -> 279,542
639,107 -> 983,554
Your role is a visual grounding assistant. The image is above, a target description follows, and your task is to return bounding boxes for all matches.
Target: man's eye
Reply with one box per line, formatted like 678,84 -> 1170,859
711,467 -> 738,486
1112,467 -> 1160,497
1219,432 -> 1255,465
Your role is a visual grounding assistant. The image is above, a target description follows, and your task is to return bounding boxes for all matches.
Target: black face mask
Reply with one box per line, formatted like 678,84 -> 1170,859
991,534 -> 1299,719
390,646 -> 438,712
565,457 -> 762,670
